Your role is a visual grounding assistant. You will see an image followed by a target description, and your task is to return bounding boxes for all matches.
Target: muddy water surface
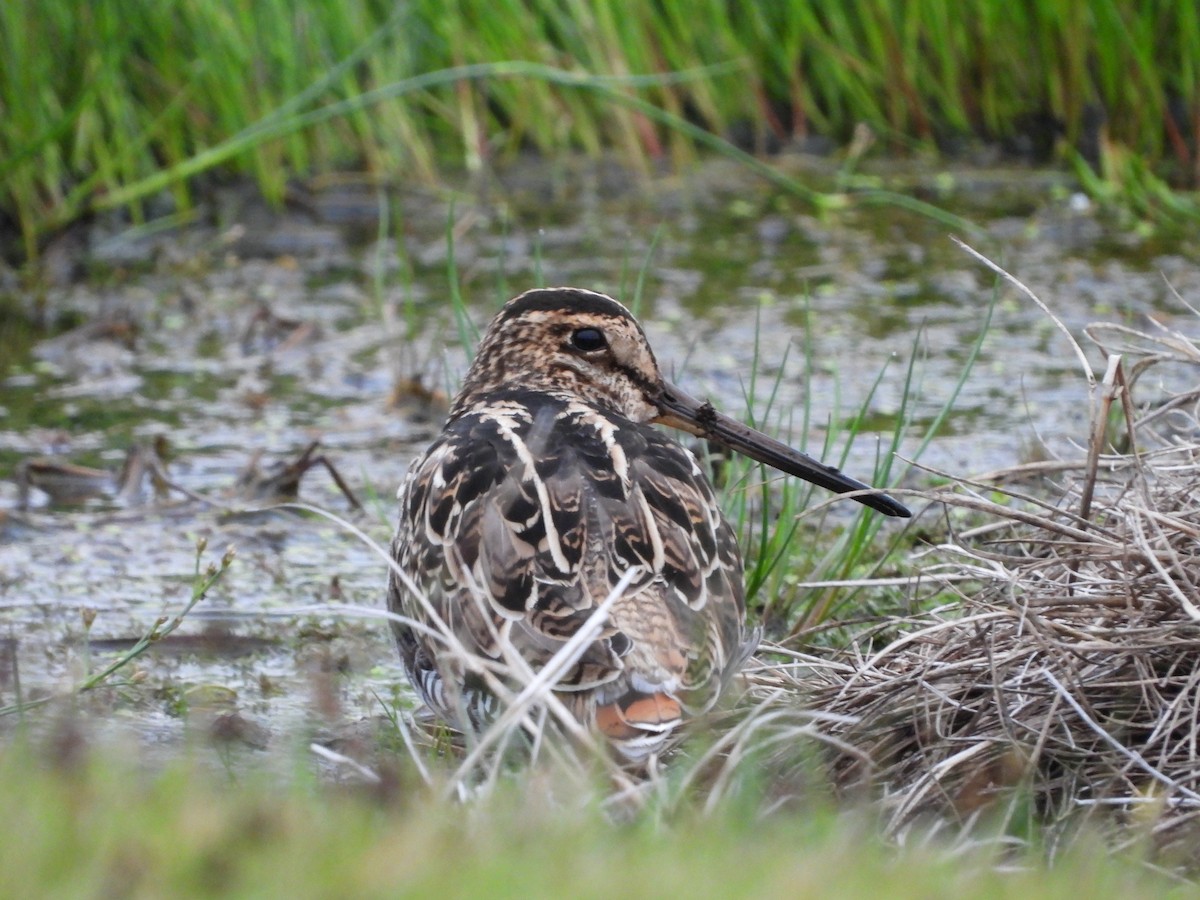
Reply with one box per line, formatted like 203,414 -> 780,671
1,156 -> 1197,769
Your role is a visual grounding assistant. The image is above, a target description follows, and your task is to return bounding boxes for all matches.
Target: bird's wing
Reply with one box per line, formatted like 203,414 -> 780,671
389,394 -> 749,722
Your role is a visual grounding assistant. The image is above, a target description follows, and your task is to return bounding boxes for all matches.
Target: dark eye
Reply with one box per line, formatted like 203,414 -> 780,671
570,328 -> 607,352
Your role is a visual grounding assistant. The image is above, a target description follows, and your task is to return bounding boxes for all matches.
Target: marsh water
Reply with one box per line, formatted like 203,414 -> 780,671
1,155 -> 1197,769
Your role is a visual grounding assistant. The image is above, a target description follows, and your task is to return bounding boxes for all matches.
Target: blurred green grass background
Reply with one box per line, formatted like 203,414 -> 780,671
2,1 -> 1199,258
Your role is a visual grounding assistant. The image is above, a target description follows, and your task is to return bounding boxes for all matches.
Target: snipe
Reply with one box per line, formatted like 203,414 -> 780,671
387,288 -> 909,760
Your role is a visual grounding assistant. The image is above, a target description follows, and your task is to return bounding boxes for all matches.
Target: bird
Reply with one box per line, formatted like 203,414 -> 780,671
386,287 -> 910,760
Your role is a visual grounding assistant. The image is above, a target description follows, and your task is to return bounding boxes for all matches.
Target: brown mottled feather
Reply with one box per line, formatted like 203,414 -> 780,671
387,288 -> 758,759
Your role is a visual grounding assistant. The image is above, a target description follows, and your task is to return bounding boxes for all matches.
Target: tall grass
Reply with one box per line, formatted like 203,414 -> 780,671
3,1 -> 1199,258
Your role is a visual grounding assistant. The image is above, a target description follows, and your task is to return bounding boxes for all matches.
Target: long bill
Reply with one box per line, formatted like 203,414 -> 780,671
654,381 -> 912,518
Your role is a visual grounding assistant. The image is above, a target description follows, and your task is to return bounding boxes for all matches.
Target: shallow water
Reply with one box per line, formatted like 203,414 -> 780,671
1,155 -> 1197,765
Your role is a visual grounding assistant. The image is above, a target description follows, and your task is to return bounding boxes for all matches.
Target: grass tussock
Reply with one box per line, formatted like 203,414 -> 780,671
4,2 -> 1200,256
798,274 -> 1200,868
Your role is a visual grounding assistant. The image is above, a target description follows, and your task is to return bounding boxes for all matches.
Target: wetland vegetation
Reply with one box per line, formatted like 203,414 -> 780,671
2,4 -> 1200,896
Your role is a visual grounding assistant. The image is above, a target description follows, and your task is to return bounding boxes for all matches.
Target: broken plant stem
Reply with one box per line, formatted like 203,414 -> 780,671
0,541 -> 235,717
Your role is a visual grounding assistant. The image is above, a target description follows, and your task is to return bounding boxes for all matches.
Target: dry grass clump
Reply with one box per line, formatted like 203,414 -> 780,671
797,298 -> 1200,866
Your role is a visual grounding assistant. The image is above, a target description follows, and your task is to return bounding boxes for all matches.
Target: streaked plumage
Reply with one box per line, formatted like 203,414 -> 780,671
387,287 -> 909,760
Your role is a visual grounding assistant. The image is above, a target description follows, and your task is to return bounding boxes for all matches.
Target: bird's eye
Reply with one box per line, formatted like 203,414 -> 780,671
570,328 -> 607,352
